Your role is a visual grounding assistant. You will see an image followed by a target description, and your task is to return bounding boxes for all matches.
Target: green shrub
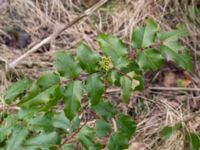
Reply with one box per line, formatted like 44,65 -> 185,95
0,18 -> 195,150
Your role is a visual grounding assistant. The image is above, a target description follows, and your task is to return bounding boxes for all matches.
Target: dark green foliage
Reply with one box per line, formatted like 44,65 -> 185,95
85,73 -> 104,105
132,18 -> 157,49
63,81 -> 84,120
107,132 -> 129,150
54,52 -> 81,79
77,42 -> 100,73
4,79 -> 32,104
116,114 -> 136,138
0,19 -> 193,149
95,119 -> 111,137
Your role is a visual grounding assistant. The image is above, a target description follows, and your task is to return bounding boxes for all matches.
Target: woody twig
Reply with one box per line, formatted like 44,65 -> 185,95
7,0 -> 108,71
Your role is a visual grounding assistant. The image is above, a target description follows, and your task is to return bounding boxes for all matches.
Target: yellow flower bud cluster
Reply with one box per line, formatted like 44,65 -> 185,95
99,56 -> 113,72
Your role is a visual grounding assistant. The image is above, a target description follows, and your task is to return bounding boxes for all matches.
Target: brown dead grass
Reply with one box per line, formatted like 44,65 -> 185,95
0,0 -> 199,149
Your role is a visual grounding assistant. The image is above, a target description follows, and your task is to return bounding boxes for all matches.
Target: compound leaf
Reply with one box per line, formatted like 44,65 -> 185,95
158,25 -> 192,71
19,84 -> 60,111
4,79 -> 32,104
54,51 -> 81,79
0,127 -> 11,143
29,113 -> 54,132
85,73 -> 104,105
77,42 -> 100,73
158,24 -> 188,41
62,144 -> 76,150
116,114 -> 136,138
107,132 -> 129,150
6,127 -> 28,150
91,101 -> 116,119
52,112 -> 70,131
97,33 -> 128,66
120,76 -> 132,103
132,18 -> 157,48
95,119 -> 111,137
136,49 -> 164,71
36,72 -> 60,90
64,81 -> 83,120
160,46 -> 192,72
25,132 -> 60,148
77,126 -> 100,150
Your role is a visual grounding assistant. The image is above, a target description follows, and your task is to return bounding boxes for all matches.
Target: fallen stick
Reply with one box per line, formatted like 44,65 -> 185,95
7,0 -> 108,70
149,86 -> 200,92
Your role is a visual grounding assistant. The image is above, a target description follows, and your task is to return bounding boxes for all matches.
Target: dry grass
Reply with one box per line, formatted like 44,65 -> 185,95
132,95 -> 200,150
0,0 -> 199,149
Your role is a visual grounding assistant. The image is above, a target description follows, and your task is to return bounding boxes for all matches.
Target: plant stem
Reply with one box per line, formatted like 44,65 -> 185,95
113,67 -> 132,80
59,122 -> 87,147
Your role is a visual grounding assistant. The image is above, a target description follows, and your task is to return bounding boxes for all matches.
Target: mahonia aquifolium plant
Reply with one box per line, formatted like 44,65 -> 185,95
0,18 -> 198,150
